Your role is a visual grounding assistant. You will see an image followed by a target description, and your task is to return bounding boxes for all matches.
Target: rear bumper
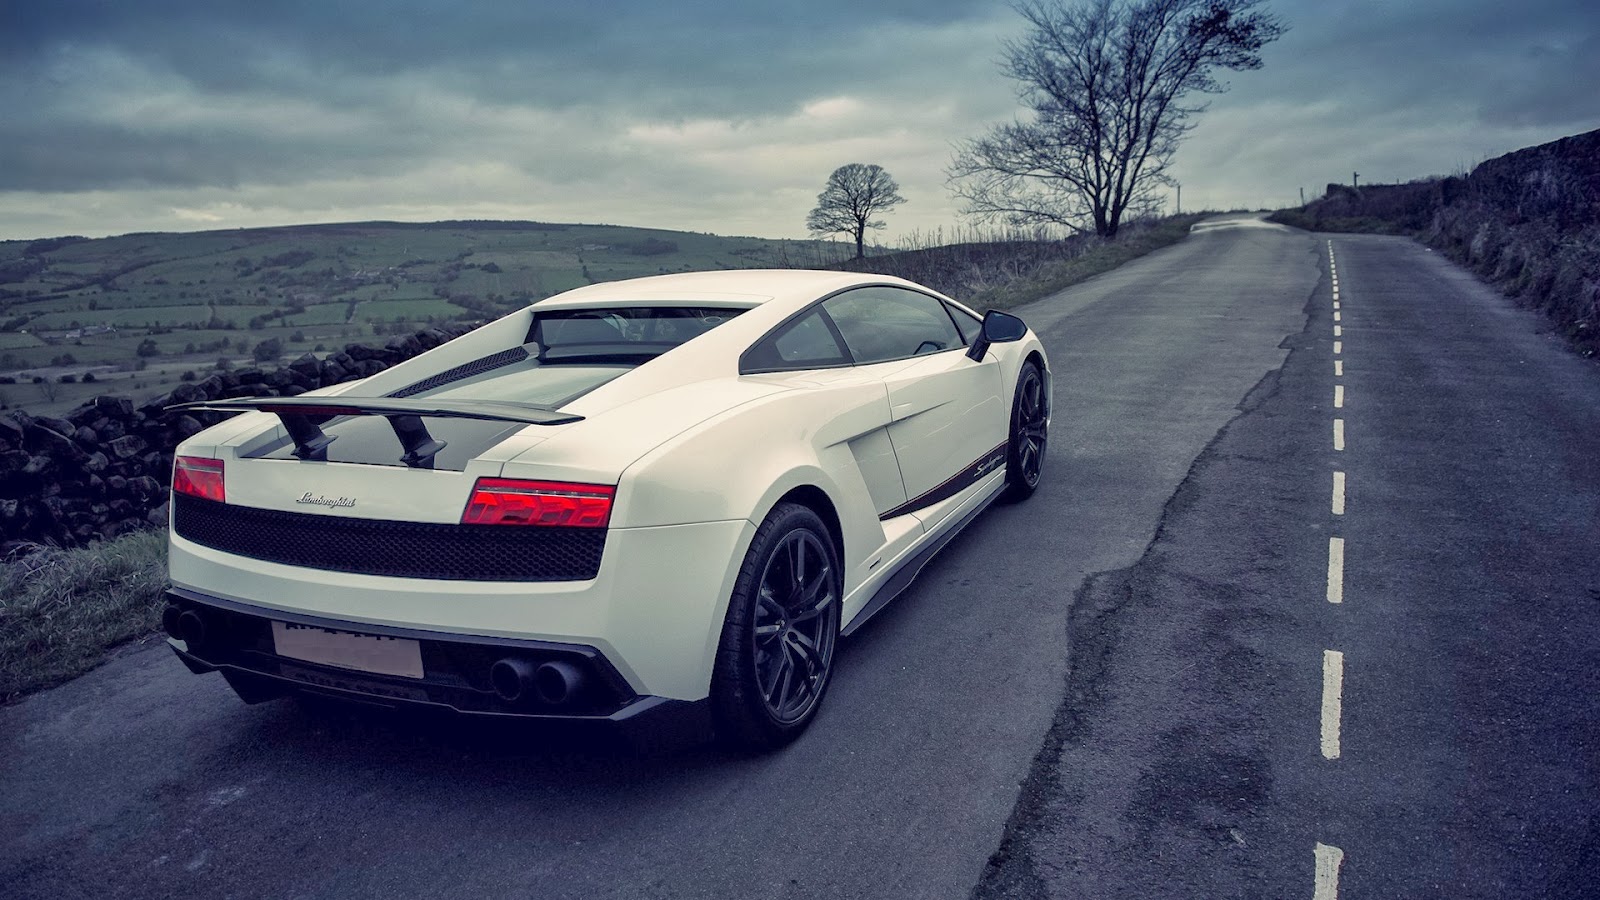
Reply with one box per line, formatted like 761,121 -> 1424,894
164,587 -> 712,746
168,516 -> 755,701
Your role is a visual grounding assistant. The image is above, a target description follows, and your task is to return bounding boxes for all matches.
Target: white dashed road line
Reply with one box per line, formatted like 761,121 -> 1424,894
1321,649 -> 1344,758
1317,241 -> 1348,898
1326,537 -> 1345,603
1314,842 -> 1345,899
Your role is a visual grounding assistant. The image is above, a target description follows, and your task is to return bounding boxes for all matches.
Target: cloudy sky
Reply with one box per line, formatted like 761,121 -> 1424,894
1,0 -> 1595,243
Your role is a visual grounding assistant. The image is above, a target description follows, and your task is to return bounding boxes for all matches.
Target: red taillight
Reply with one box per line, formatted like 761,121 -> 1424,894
461,478 -> 614,528
173,456 -> 225,503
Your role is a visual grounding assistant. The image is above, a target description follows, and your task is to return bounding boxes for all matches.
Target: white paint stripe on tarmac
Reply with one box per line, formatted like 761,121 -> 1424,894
1314,842 -> 1345,899
1334,301 -> 1340,309
1334,311 -> 1341,322
1334,385 -> 1344,408
1322,650 -> 1344,758
1335,360 -> 1343,376
1334,418 -> 1345,450
1334,341 -> 1342,355
1334,325 -> 1342,337
1332,471 -> 1345,515
1327,537 -> 1345,603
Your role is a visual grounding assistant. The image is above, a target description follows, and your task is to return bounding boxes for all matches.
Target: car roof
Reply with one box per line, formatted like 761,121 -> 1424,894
534,269 -> 928,311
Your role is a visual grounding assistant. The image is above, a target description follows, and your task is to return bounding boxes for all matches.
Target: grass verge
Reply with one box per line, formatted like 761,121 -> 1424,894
1,529 -> 168,701
967,214 -> 1207,311
1264,209 -> 1414,235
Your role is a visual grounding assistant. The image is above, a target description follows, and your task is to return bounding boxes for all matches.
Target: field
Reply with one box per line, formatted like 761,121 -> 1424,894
0,220 -> 846,414
0,214 -> 1210,417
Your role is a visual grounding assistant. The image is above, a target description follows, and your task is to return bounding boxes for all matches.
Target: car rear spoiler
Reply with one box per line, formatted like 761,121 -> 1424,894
168,396 -> 583,467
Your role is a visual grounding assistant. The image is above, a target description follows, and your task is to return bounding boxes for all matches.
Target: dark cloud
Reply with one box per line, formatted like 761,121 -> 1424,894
2,1 -> 997,113
0,0 -> 1013,196
0,0 -> 1596,239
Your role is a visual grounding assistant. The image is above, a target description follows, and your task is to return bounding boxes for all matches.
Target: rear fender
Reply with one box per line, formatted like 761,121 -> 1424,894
617,388 -> 891,589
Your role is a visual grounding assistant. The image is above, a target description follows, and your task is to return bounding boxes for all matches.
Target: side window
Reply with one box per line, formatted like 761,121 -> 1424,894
741,308 -> 849,372
823,287 -> 966,365
945,302 -> 983,345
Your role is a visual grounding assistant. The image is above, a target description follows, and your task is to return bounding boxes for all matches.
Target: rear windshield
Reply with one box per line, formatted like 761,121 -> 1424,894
527,306 -> 745,363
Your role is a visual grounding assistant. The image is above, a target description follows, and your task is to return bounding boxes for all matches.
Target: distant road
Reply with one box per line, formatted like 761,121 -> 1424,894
5,219 -> 1596,899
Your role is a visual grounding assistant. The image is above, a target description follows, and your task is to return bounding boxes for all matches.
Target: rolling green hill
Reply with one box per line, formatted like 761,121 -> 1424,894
0,220 -> 842,413
0,220 -> 837,364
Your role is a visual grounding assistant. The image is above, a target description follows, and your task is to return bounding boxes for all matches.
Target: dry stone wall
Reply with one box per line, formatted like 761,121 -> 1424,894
0,324 -> 474,554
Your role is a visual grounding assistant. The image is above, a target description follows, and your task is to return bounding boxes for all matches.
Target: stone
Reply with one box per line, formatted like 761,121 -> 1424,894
67,402 -> 101,426
35,415 -> 75,436
109,434 -> 148,459
167,382 -> 206,405
146,501 -> 170,528
289,352 -> 321,378
385,334 -> 423,357
93,395 -> 134,418
1,449 -> 29,473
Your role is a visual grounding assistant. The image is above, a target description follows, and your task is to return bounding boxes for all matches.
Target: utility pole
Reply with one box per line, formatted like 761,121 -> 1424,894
1175,182 -> 1182,214
1352,171 -> 1360,191
1299,186 -> 1306,206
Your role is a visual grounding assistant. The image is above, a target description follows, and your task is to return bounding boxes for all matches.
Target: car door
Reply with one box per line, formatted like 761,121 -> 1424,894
739,304 -> 911,518
821,287 -> 1007,529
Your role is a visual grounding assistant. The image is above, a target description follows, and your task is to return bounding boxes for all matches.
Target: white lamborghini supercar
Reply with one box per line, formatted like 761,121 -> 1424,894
163,269 -> 1050,749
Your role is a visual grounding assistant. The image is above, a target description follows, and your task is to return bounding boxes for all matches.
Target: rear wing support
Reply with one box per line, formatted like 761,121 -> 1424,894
168,396 -> 583,468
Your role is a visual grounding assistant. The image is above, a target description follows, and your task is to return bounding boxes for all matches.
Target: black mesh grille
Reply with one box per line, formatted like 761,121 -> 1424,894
387,347 -> 529,398
172,494 -> 605,581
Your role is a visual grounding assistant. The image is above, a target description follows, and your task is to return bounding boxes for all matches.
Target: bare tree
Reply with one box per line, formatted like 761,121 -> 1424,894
806,164 -> 907,259
949,0 -> 1284,237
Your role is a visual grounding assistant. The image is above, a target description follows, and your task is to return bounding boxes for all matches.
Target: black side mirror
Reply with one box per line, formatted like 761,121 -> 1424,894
967,310 -> 1029,361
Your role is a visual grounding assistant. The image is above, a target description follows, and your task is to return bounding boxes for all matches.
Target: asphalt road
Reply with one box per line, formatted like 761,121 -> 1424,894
5,219 -> 1597,899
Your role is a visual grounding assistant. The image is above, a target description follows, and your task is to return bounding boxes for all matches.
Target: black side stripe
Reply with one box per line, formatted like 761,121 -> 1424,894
880,442 -> 1007,520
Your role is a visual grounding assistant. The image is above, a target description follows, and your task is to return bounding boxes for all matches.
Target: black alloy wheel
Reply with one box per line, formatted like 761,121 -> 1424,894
1003,360 -> 1049,501
711,503 -> 842,749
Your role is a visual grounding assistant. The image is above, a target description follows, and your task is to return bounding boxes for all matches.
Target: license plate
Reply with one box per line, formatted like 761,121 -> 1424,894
270,621 -> 424,679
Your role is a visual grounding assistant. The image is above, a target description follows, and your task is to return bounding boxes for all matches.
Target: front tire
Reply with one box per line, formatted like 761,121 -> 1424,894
711,503 -> 842,751
1002,360 -> 1049,502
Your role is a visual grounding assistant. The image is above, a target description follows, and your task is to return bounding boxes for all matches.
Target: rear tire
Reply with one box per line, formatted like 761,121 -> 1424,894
711,503 -> 842,751
1002,360 -> 1049,502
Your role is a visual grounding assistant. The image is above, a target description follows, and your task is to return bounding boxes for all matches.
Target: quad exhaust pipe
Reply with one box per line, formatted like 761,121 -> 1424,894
489,658 -> 585,706
162,604 -> 209,647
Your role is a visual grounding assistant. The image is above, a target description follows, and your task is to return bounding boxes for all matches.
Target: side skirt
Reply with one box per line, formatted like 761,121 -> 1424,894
840,481 -> 1002,637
